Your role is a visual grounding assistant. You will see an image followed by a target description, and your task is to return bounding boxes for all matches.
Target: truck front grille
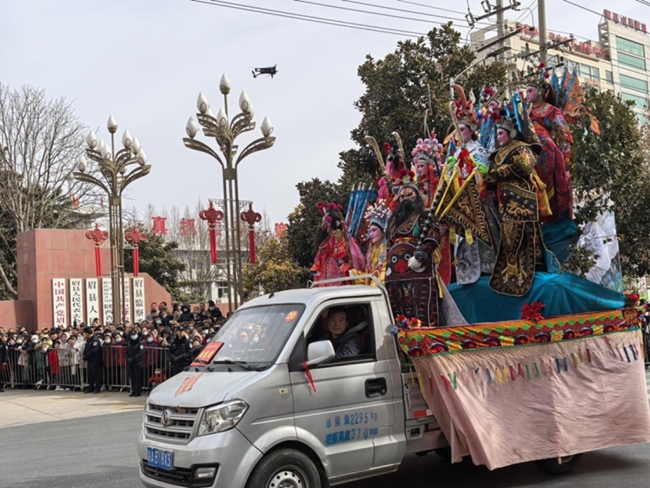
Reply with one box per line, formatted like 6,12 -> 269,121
144,403 -> 200,444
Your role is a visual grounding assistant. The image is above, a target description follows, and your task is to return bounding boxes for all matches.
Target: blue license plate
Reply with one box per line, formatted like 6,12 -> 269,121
147,447 -> 174,470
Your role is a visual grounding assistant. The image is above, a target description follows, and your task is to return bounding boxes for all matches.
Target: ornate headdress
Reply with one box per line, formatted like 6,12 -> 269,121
495,114 -> 518,139
411,135 -> 443,166
317,202 -> 344,231
453,84 -> 478,132
527,62 -> 551,91
390,168 -> 420,197
364,200 -> 392,232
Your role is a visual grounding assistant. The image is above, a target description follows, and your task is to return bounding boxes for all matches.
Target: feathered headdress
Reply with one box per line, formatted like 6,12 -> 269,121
453,84 -> 478,132
364,200 -> 392,232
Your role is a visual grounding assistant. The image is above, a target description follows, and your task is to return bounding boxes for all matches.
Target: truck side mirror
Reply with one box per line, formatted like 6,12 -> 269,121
306,341 -> 335,367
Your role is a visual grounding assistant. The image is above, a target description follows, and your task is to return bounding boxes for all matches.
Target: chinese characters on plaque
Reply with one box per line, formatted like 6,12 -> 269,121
102,278 -> 113,324
52,279 -> 67,328
133,277 -> 146,323
86,278 -> 100,324
69,279 -> 84,326
52,277 -> 150,327
123,277 -> 132,324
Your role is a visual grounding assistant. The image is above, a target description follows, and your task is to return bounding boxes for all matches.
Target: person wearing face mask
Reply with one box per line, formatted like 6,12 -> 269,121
126,331 -> 143,397
142,333 -> 159,390
169,326 -> 192,376
82,327 -> 103,394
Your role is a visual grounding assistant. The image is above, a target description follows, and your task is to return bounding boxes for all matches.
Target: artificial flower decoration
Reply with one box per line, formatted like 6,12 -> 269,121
521,301 -> 545,322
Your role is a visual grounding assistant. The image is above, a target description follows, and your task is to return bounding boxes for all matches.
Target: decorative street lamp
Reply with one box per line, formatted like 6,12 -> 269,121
125,226 -> 147,277
183,74 -> 275,312
74,116 -> 151,324
240,203 -> 262,265
85,223 -> 109,277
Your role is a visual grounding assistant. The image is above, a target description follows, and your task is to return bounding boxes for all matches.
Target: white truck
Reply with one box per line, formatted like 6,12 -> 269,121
138,280 -> 579,488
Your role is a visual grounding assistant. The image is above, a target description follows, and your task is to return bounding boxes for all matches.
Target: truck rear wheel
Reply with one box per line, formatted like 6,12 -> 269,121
536,454 -> 583,474
247,448 -> 321,488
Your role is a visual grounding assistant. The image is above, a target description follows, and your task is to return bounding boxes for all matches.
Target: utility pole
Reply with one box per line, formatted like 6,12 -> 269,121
496,0 -> 505,60
538,0 -> 548,64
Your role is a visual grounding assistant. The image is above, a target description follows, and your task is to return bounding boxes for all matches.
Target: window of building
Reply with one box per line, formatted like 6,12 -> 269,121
619,74 -> 649,93
621,92 -> 648,110
616,36 -> 646,58
618,51 -> 647,71
578,64 -> 600,82
606,70 -> 614,83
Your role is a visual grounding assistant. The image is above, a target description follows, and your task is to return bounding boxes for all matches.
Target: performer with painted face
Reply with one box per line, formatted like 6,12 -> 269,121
311,202 -> 366,286
385,171 -> 442,326
412,136 -> 443,209
526,67 -> 574,223
363,200 -> 391,284
436,85 -> 499,285
486,116 -> 545,297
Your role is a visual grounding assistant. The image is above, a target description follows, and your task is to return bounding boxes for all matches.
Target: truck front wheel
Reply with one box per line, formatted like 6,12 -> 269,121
247,448 -> 322,488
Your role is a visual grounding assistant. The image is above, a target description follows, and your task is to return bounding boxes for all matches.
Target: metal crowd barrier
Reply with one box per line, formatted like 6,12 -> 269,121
1,345 -> 171,392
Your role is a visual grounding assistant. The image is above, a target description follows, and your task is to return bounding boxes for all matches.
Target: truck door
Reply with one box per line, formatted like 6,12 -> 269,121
289,300 -> 397,478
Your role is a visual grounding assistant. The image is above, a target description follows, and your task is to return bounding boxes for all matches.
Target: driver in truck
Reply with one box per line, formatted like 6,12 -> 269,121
324,307 -> 361,359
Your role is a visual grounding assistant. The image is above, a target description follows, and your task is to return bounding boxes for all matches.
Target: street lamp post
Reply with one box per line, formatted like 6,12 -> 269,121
183,74 -> 275,312
74,116 -> 151,325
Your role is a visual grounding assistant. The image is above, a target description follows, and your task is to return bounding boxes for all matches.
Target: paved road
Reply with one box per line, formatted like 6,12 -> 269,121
1,376 -> 650,488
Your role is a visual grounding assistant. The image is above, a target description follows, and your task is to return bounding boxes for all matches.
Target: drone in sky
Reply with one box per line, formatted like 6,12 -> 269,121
252,65 -> 278,79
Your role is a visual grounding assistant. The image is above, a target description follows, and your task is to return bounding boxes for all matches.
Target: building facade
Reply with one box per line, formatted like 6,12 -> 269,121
470,10 -> 650,122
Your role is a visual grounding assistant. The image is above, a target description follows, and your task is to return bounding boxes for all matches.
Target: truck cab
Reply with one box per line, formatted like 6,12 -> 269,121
138,284 -> 444,488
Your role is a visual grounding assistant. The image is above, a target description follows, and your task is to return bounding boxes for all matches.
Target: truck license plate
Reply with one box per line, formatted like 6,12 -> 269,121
147,447 -> 174,471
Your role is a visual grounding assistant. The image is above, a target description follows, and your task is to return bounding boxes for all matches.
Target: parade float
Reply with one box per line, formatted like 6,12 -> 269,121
311,66 -> 650,469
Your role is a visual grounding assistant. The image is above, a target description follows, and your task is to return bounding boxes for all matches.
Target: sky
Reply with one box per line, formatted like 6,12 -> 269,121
2,0 -> 648,227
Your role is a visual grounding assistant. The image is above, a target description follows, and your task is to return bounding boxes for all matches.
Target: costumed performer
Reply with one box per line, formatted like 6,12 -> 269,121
363,200 -> 391,284
412,135 -> 444,209
385,170 -> 443,326
437,85 -> 499,285
486,115 -> 546,296
526,64 -> 574,223
311,202 -> 366,286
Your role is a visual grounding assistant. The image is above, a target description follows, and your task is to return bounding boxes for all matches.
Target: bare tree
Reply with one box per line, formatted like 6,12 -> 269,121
0,84 -> 99,298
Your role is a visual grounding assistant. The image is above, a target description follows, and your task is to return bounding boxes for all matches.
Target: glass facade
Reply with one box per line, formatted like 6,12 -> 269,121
578,64 -> 601,81
619,74 -> 649,93
621,92 -> 648,109
606,70 -> 614,83
618,51 -> 647,70
616,36 -> 646,58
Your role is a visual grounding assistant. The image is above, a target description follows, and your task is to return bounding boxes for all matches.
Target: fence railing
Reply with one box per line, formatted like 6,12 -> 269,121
1,345 -> 170,391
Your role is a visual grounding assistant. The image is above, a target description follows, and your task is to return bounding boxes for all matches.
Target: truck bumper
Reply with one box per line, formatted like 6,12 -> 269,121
138,427 -> 262,488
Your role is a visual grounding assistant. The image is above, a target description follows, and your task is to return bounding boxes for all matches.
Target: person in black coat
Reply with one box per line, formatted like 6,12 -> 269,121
126,331 -> 144,397
207,300 -> 224,321
0,335 -> 8,392
169,326 -> 192,376
178,305 -> 194,324
82,327 -> 103,394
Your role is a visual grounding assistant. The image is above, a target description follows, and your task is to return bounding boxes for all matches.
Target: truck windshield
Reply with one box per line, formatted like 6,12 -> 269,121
209,303 -> 305,366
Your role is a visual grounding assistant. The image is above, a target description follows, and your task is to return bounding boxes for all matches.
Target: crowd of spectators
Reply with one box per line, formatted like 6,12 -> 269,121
0,300 -> 229,394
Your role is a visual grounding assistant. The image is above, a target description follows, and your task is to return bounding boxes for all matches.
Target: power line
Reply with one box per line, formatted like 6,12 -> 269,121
190,0 -> 427,36
396,0 -> 467,16
341,0 -> 476,23
293,0 -> 462,25
562,0 -> 604,17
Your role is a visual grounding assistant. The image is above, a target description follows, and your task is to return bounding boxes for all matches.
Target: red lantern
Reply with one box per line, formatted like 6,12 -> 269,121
241,203 -> 262,264
85,224 -> 109,277
125,226 -> 147,277
199,202 -> 224,264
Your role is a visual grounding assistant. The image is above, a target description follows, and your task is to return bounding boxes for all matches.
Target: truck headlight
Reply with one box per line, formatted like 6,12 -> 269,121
197,400 -> 248,437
